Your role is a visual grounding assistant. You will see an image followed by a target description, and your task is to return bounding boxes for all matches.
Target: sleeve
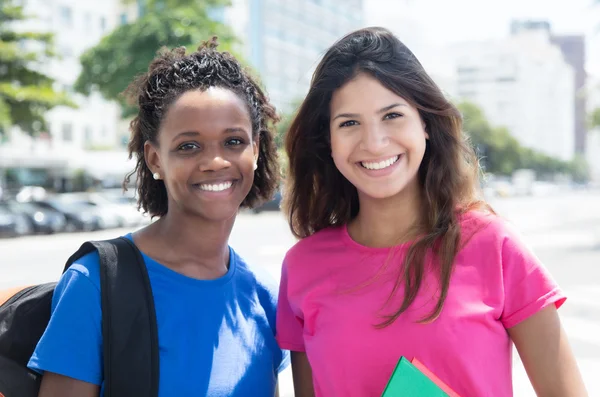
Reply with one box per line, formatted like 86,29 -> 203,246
276,349 -> 291,374
499,222 -> 567,329
27,253 -> 103,385
275,257 -> 306,352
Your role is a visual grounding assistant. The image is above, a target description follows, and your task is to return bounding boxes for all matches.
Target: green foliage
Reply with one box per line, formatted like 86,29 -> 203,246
0,0 -> 74,136
274,98 -> 303,149
589,107 -> 600,129
458,101 -> 586,181
75,0 -> 238,117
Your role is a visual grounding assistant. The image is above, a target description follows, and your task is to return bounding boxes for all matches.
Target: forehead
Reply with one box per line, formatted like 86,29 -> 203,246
330,73 -> 410,112
160,87 -> 251,132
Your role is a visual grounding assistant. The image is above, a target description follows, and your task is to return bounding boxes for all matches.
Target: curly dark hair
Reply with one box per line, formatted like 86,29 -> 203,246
123,37 -> 280,217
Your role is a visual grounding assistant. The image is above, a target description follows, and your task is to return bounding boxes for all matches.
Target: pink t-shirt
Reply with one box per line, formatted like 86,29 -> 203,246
276,211 -> 566,397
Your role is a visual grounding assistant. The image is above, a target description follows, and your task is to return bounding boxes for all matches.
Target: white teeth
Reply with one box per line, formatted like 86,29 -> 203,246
360,155 -> 399,170
199,181 -> 233,191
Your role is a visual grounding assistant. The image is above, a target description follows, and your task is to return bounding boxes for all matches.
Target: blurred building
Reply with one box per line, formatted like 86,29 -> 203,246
586,78 -> 600,183
510,20 -> 588,156
449,22 -> 576,161
91,0 -> 365,115
551,34 -> 587,156
10,0 -> 123,151
225,0 -> 364,113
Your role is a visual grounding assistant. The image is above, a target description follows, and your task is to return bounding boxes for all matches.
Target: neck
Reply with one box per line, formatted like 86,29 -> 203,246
349,178 -> 425,248
141,209 -> 236,271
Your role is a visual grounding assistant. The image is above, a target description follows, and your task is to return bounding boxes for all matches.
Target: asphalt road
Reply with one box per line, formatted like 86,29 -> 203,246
2,190 -> 599,396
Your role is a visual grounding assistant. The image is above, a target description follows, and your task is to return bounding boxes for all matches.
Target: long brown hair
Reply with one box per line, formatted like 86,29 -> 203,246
283,27 -> 489,325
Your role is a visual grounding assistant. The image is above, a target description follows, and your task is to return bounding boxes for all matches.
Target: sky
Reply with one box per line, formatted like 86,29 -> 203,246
364,0 -> 600,80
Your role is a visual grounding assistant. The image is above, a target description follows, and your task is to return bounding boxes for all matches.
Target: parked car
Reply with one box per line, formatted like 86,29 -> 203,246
55,194 -> 122,230
32,198 -> 102,232
0,203 -> 33,237
99,189 -> 150,225
84,192 -> 146,227
2,200 -> 66,234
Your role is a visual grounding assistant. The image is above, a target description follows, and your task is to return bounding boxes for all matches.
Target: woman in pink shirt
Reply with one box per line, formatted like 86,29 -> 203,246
276,27 -> 587,396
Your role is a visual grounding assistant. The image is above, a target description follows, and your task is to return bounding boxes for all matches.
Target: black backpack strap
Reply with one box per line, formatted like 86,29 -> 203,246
65,237 -> 159,397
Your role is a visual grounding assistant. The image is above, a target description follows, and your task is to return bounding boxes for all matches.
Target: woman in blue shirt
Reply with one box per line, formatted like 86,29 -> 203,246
28,37 -> 289,396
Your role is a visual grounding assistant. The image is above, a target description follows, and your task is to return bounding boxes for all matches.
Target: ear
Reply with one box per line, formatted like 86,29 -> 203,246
252,133 -> 260,165
144,140 -> 162,176
422,121 -> 429,140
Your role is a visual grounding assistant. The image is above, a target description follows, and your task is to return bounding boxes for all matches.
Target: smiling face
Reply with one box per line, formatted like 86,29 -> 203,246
145,87 -> 258,221
329,73 -> 429,202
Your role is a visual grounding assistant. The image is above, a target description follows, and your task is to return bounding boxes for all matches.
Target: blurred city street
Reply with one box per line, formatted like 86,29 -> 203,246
1,190 -> 599,396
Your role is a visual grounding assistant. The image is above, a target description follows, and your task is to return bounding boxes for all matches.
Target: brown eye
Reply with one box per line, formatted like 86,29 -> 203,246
178,143 -> 199,151
383,112 -> 402,120
339,120 -> 358,128
225,138 -> 243,146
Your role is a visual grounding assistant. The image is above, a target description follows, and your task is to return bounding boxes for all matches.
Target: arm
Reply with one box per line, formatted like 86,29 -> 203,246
508,305 -> 587,397
28,255 -> 104,395
291,351 -> 315,397
39,373 -> 100,397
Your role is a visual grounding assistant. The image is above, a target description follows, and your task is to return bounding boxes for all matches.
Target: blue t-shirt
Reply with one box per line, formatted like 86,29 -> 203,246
28,235 -> 289,396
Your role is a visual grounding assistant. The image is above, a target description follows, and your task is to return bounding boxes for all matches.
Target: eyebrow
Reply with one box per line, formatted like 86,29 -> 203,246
332,103 -> 407,121
173,127 -> 247,140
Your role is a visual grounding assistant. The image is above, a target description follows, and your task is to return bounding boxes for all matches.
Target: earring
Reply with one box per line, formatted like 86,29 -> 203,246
253,162 -> 258,171
153,172 -> 161,180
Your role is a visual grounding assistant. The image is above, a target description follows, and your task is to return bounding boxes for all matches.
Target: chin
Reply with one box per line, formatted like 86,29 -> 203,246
360,189 -> 403,200
357,182 -> 413,200
183,204 -> 240,222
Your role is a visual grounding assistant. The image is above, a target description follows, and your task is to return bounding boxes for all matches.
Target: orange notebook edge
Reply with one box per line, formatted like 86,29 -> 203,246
410,358 -> 461,397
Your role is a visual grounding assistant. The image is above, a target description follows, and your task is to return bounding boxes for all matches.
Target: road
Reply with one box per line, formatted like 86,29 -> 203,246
1,190 -> 599,396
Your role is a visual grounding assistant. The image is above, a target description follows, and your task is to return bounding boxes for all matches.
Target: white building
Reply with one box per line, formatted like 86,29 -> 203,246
9,0 -> 364,154
224,0 -> 364,113
448,28 -> 575,162
586,78 -> 600,183
11,0 -> 122,151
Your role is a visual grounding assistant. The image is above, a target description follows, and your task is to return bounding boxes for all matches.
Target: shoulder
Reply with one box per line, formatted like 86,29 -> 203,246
59,235 -> 135,293
61,250 -> 102,292
284,226 -> 345,266
459,209 -> 521,247
231,249 -> 279,306
458,209 -> 538,269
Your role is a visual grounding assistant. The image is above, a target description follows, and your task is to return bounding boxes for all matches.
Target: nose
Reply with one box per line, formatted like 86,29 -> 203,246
198,146 -> 231,172
360,122 -> 389,154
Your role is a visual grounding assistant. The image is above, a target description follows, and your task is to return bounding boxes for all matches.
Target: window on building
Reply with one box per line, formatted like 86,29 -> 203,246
62,123 -> 73,142
84,125 -> 93,145
496,76 -> 515,82
59,6 -> 72,27
120,13 -> 128,25
457,67 -> 478,74
84,13 -> 92,33
60,45 -> 73,58
458,91 -> 476,98
100,16 -> 107,32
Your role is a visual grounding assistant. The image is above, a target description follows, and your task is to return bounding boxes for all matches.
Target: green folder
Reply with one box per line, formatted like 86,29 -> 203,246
381,357 -> 449,397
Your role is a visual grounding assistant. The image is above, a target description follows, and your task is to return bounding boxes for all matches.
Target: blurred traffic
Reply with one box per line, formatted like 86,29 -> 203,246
0,187 -> 146,238
0,185 -> 283,238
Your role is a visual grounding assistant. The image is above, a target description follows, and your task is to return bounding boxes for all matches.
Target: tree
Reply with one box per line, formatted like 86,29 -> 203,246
75,0 -> 238,117
0,0 -> 73,137
569,154 -> 590,183
590,107 -> 600,129
457,101 -> 572,177
275,98 -> 303,149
